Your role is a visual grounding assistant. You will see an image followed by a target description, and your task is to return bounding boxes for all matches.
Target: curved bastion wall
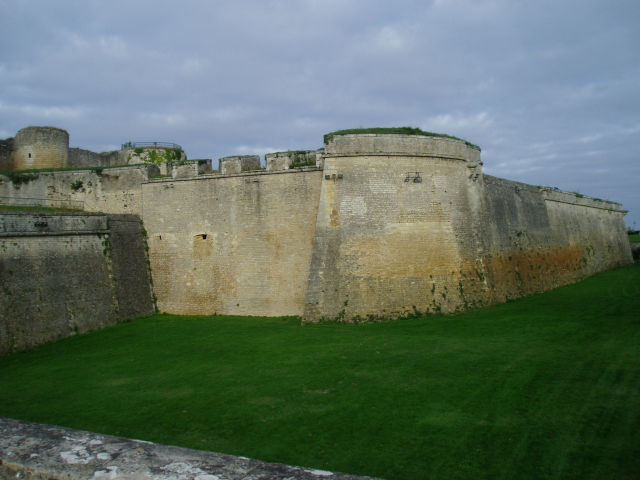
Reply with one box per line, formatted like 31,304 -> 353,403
303,133 -> 631,321
304,134 -> 487,321
12,126 -> 69,170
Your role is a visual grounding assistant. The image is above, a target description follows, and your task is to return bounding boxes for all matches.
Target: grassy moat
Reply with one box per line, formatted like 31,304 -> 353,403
1,263 -> 639,479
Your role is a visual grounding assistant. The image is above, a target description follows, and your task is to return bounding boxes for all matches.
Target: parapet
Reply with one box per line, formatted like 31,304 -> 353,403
324,132 -> 481,165
219,155 -> 261,175
265,149 -> 323,171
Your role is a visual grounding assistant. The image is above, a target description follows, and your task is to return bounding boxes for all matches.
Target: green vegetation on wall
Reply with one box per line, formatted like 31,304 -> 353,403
128,147 -> 185,167
3,171 -> 39,186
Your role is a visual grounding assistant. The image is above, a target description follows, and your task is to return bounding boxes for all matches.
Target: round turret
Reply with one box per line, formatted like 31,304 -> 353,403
12,126 -> 69,170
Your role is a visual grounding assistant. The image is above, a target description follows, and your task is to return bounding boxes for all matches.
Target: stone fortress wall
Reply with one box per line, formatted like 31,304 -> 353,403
0,212 -> 154,355
143,168 -> 322,316
0,126 -> 634,342
0,164 -> 160,214
141,133 -> 632,321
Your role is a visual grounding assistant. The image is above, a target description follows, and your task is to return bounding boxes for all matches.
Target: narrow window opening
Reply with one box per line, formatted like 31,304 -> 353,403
28,153 -> 32,158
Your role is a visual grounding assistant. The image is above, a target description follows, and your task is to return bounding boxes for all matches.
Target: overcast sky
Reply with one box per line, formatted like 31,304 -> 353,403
1,0 -> 639,227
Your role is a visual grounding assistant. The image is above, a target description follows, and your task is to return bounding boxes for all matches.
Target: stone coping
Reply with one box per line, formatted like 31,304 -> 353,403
145,166 -> 322,184
0,417 -> 384,480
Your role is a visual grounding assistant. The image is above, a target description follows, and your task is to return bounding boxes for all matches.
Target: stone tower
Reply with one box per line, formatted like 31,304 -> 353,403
12,126 -> 69,170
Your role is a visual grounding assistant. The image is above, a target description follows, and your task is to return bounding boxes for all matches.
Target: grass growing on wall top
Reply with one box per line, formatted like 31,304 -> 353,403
323,127 -> 481,150
1,263 -> 639,480
0,205 -> 83,213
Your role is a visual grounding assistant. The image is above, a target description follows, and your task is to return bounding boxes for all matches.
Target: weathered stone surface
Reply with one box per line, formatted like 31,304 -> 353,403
219,156 -> 261,175
0,417 -> 383,480
302,134 -> 631,321
12,126 -> 69,170
69,148 -> 125,169
265,150 -> 322,171
0,165 -> 159,215
0,213 -> 154,356
106,214 -> 156,320
142,169 -> 322,316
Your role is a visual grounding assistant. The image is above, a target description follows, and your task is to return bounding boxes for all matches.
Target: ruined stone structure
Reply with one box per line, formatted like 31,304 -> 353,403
0,126 -> 634,350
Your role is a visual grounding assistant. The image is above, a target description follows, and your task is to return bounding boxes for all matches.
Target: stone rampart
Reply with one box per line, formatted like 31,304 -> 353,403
12,126 -> 69,170
302,134 -> 631,321
68,147 -> 125,168
0,213 -> 154,356
0,164 -> 159,215
106,214 -> 156,321
0,128 -> 633,324
304,134 -> 485,321
142,168 -> 322,316
477,176 -> 632,305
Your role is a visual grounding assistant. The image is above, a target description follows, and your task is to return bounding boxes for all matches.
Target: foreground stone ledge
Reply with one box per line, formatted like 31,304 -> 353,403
0,417 -> 383,480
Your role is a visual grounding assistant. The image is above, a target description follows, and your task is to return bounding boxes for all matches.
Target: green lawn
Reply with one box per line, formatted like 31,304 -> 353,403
1,264 -> 639,480
629,233 -> 640,242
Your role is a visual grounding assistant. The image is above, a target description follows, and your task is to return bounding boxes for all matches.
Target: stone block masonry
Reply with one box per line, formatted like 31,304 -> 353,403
11,126 -> 69,170
0,213 -> 154,356
303,134 -> 631,321
142,169 -> 322,316
0,164 -> 159,215
0,417 -> 383,480
219,155 -> 261,175
304,134 -> 486,320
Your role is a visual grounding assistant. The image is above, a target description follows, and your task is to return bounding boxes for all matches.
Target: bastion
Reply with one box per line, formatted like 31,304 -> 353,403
137,130 -> 632,321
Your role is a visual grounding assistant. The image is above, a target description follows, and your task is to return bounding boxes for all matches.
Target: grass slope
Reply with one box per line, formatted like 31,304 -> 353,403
1,264 -> 639,479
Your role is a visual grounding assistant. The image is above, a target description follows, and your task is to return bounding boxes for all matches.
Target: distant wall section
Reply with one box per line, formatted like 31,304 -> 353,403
68,148 -> 125,168
477,178 -> 632,303
0,165 -> 159,214
12,126 -> 69,170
